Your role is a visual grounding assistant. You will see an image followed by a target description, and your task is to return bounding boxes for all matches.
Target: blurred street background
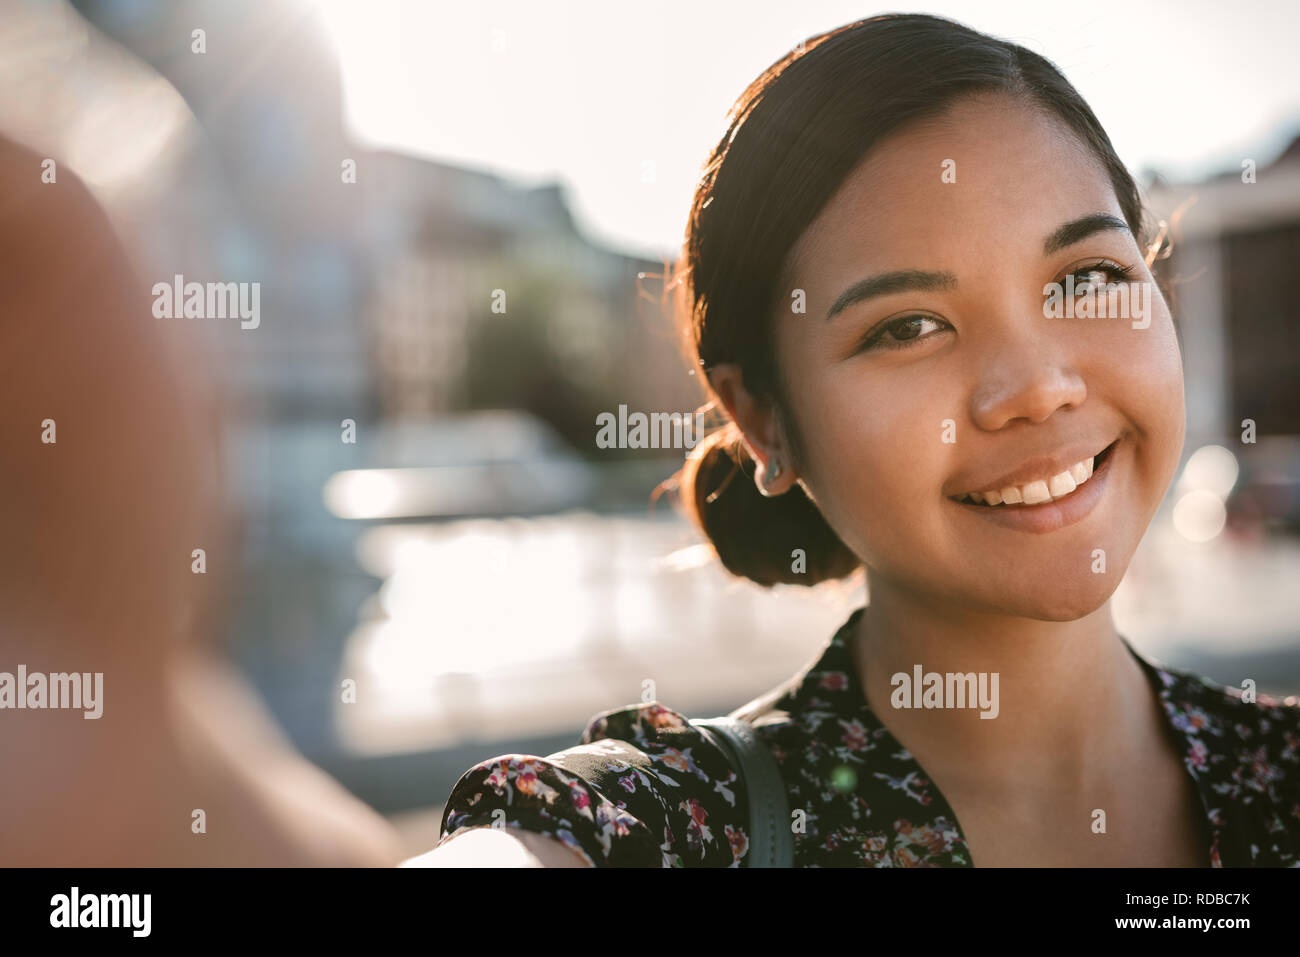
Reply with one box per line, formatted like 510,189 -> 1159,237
3,0 -> 1297,857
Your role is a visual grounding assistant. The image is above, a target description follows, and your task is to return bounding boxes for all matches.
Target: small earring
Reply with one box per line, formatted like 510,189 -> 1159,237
758,456 -> 783,497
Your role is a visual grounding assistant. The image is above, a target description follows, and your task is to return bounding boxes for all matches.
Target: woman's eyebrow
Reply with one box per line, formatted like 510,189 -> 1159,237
1042,212 -> 1131,256
824,213 -> 1132,321
825,269 -> 957,321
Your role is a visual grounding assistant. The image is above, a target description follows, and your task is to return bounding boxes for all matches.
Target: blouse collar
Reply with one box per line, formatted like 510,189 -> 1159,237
780,605 -> 1248,866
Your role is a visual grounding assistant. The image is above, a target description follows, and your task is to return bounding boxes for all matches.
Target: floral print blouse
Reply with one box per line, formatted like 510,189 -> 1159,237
436,606 -> 1300,866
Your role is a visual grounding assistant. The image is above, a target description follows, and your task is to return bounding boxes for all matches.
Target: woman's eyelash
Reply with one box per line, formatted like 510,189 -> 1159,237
1067,260 -> 1136,284
854,260 -> 1139,354
857,315 -> 949,352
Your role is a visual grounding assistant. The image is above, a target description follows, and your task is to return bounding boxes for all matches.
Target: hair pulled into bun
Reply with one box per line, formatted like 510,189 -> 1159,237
673,419 -> 861,586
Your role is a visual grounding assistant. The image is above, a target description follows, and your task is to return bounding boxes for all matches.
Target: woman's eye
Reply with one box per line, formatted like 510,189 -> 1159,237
1068,261 -> 1134,290
858,314 -> 947,352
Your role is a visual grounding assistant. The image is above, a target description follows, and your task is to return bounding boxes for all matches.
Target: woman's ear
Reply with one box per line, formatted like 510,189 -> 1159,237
706,363 -> 798,496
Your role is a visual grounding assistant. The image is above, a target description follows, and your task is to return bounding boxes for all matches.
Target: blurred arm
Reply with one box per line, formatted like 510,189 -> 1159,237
401,827 -> 594,868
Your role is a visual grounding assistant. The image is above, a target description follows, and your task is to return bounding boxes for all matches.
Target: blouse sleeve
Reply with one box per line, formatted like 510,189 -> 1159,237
435,701 -> 749,867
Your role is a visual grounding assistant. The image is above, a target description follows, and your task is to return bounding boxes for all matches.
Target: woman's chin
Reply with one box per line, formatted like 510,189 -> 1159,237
968,579 -> 1119,622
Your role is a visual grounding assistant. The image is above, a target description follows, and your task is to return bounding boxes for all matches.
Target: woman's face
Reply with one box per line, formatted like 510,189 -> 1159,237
771,91 -> 1184,620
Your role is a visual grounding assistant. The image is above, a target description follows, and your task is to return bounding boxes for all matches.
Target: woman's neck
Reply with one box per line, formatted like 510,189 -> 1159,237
853,578 -> 1158,793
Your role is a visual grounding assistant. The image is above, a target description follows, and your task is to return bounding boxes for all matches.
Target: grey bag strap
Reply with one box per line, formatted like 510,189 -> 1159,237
691,715 -> 793,867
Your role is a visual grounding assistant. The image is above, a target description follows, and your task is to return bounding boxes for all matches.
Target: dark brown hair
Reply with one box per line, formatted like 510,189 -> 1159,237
661,13 -> 1153,587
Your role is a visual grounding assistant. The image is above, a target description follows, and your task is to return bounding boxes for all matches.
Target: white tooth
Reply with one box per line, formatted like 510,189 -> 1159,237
1022,479 -> 1051,505
983,489 -> 1003,505
1069,460 -> 1089,484
1048,470 -> 1077,498
1000,485 -> 1022,504
968,491 -> 985,504
1084,456 -> 1095,478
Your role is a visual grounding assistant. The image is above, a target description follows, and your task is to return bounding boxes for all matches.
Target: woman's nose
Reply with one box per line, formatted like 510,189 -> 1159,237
968,335 -> 1088,431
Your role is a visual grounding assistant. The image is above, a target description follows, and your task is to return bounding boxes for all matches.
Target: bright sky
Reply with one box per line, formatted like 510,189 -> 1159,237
319,0 -> 1300,260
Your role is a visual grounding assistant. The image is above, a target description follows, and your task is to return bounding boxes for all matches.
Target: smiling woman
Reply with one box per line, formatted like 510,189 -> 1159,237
424,12 -> 1300,868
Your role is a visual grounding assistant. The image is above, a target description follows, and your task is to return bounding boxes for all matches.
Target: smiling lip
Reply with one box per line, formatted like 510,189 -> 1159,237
950,439 -> 1120,534
949,439 -> 1115,500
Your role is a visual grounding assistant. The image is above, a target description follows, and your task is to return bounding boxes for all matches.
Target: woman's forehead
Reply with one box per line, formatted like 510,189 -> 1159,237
785,95 -> 1120,281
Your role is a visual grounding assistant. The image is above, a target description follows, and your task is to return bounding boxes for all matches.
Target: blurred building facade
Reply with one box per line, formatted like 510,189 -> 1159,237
1144,136 -> 1300,531
1144,137 -> 1300,450
57,0 -> 701,439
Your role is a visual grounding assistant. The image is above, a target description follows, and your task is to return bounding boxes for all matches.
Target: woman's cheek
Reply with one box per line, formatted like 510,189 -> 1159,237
811,392 -> 948,564
1093,301 -> 1184,525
